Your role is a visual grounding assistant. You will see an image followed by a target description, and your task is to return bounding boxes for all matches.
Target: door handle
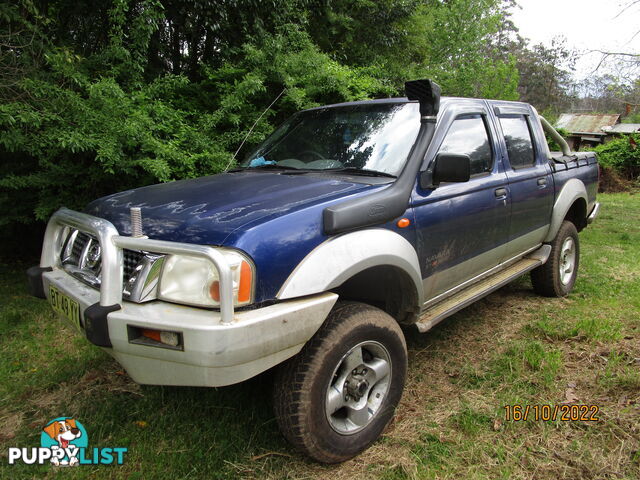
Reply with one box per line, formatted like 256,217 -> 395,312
537,177 -> 547,186
495,188 -> 507,198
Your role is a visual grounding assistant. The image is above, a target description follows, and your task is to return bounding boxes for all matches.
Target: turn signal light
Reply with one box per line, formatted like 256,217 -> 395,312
128,326 -> 183,350
208,260 -> 252,304
238,260 -> 252,303
209,281 -> 220,302
141,328 -> 180,347
397,218 -> 411,228
141,328 -> 161,342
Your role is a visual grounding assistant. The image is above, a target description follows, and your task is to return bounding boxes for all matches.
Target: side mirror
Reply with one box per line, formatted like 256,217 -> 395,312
421,153 -> 471,188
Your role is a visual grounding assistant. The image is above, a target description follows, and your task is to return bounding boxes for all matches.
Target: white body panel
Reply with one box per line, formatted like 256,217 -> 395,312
544,178 -> 588,242
43,269 -> 337,387
277,229 -> 424,305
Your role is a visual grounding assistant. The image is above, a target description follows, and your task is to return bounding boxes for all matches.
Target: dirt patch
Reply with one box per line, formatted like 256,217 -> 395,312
599,167 -> 638,193
233,277 -> 640,479
29,364 -> 142,413
0,412 -> 23,442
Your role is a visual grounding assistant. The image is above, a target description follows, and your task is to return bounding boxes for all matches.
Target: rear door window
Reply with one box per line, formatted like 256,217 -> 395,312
499,116 -> 536,169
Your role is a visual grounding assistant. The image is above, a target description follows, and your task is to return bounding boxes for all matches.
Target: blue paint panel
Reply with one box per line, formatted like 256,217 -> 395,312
503,167 -> 553,236
85,172 -> 379,244
411,171 -> 510,298
85,171 -> 384,302
552,158 -> 599,206
488,104 -> 554,251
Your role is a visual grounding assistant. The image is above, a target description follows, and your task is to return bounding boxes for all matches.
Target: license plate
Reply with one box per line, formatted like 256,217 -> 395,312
49,286 -> 81,331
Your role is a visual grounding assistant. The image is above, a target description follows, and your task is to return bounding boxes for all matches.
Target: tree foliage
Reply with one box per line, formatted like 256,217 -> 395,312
595,134 -> 640,179
1,0 -> 520,234
508,38 -> 576,115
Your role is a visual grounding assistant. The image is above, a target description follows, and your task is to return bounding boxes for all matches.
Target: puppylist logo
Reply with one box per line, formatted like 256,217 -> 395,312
7,417 -> 127,466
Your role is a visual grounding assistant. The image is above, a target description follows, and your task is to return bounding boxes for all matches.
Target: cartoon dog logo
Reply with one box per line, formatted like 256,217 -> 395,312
42,418 -> 82,466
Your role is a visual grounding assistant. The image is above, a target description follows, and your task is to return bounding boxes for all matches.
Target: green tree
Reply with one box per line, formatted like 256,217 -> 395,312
0,0 -> 520,244
511,38 -> 576,114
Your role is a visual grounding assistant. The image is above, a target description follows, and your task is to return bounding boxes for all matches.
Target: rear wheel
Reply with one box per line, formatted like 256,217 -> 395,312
531,220 -> 580,297
272,301 -> 407,463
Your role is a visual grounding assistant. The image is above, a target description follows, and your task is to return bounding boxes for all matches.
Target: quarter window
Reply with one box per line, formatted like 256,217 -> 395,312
437,115 -> 493,176
499,116 -> 536,169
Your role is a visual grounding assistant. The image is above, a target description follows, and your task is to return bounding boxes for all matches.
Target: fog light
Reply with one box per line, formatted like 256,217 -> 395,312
129,326 -> 183,350
140,328 -> 180,347
159,331 -> 179,347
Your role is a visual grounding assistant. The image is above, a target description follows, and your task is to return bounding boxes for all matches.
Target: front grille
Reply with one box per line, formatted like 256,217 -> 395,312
61,229 -> 144,287
70,231 -> 91,264
62,231 -> 101,276
124,250 -> 145,280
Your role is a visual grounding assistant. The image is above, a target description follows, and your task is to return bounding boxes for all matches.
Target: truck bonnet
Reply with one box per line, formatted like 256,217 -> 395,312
85,171 -> 381,245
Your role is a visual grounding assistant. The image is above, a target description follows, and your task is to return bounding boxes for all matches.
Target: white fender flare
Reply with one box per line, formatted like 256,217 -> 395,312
545,178 -> 588,242
277,229 -> 424,305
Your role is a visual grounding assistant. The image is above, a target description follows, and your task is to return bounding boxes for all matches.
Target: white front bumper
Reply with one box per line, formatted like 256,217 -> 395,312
43,269 -> 337,387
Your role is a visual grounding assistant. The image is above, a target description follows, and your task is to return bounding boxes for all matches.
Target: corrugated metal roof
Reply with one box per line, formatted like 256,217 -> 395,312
607,123 -> 640,134
556,113 -> 620,134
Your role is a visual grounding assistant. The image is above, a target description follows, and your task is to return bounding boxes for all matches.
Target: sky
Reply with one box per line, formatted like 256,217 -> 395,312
510,0 -> 640,80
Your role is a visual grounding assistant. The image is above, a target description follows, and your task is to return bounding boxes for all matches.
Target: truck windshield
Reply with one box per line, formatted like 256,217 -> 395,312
241,102 -> 421,177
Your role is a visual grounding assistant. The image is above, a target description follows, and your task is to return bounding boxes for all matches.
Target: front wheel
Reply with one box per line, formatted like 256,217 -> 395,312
531,220 -> 580,297
272,301 -> 407,463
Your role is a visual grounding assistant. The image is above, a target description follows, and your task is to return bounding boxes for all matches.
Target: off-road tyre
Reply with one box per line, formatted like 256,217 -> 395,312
272,301 -> 407,463
531,220 -> 580,297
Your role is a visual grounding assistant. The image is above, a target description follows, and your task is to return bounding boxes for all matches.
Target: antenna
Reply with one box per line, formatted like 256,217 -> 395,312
223,88 -> 287,171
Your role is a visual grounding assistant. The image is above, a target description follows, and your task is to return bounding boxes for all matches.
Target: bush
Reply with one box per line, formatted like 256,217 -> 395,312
0,28 -> 391,228
0,0 -> 520,257
595,134 -> 640,180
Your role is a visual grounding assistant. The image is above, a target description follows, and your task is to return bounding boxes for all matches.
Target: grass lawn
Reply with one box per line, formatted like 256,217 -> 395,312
0,192 -> 638,479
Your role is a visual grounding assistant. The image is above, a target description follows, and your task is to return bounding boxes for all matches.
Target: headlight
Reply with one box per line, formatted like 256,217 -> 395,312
158,249 -> 254,308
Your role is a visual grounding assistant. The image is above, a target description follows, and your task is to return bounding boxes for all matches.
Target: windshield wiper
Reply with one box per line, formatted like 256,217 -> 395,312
227,164 -> 305,173
228,165 -> 396,178
325,167 -> 397,178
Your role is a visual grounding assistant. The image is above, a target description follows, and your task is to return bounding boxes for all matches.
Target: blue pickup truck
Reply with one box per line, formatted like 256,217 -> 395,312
28,80 -> 599,462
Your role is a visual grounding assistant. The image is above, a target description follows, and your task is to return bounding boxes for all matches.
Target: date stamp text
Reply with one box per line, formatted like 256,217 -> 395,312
504,404 -> 600,422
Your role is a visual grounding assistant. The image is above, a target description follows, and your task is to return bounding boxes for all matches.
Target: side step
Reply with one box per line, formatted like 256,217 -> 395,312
416,246 -> 551,333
